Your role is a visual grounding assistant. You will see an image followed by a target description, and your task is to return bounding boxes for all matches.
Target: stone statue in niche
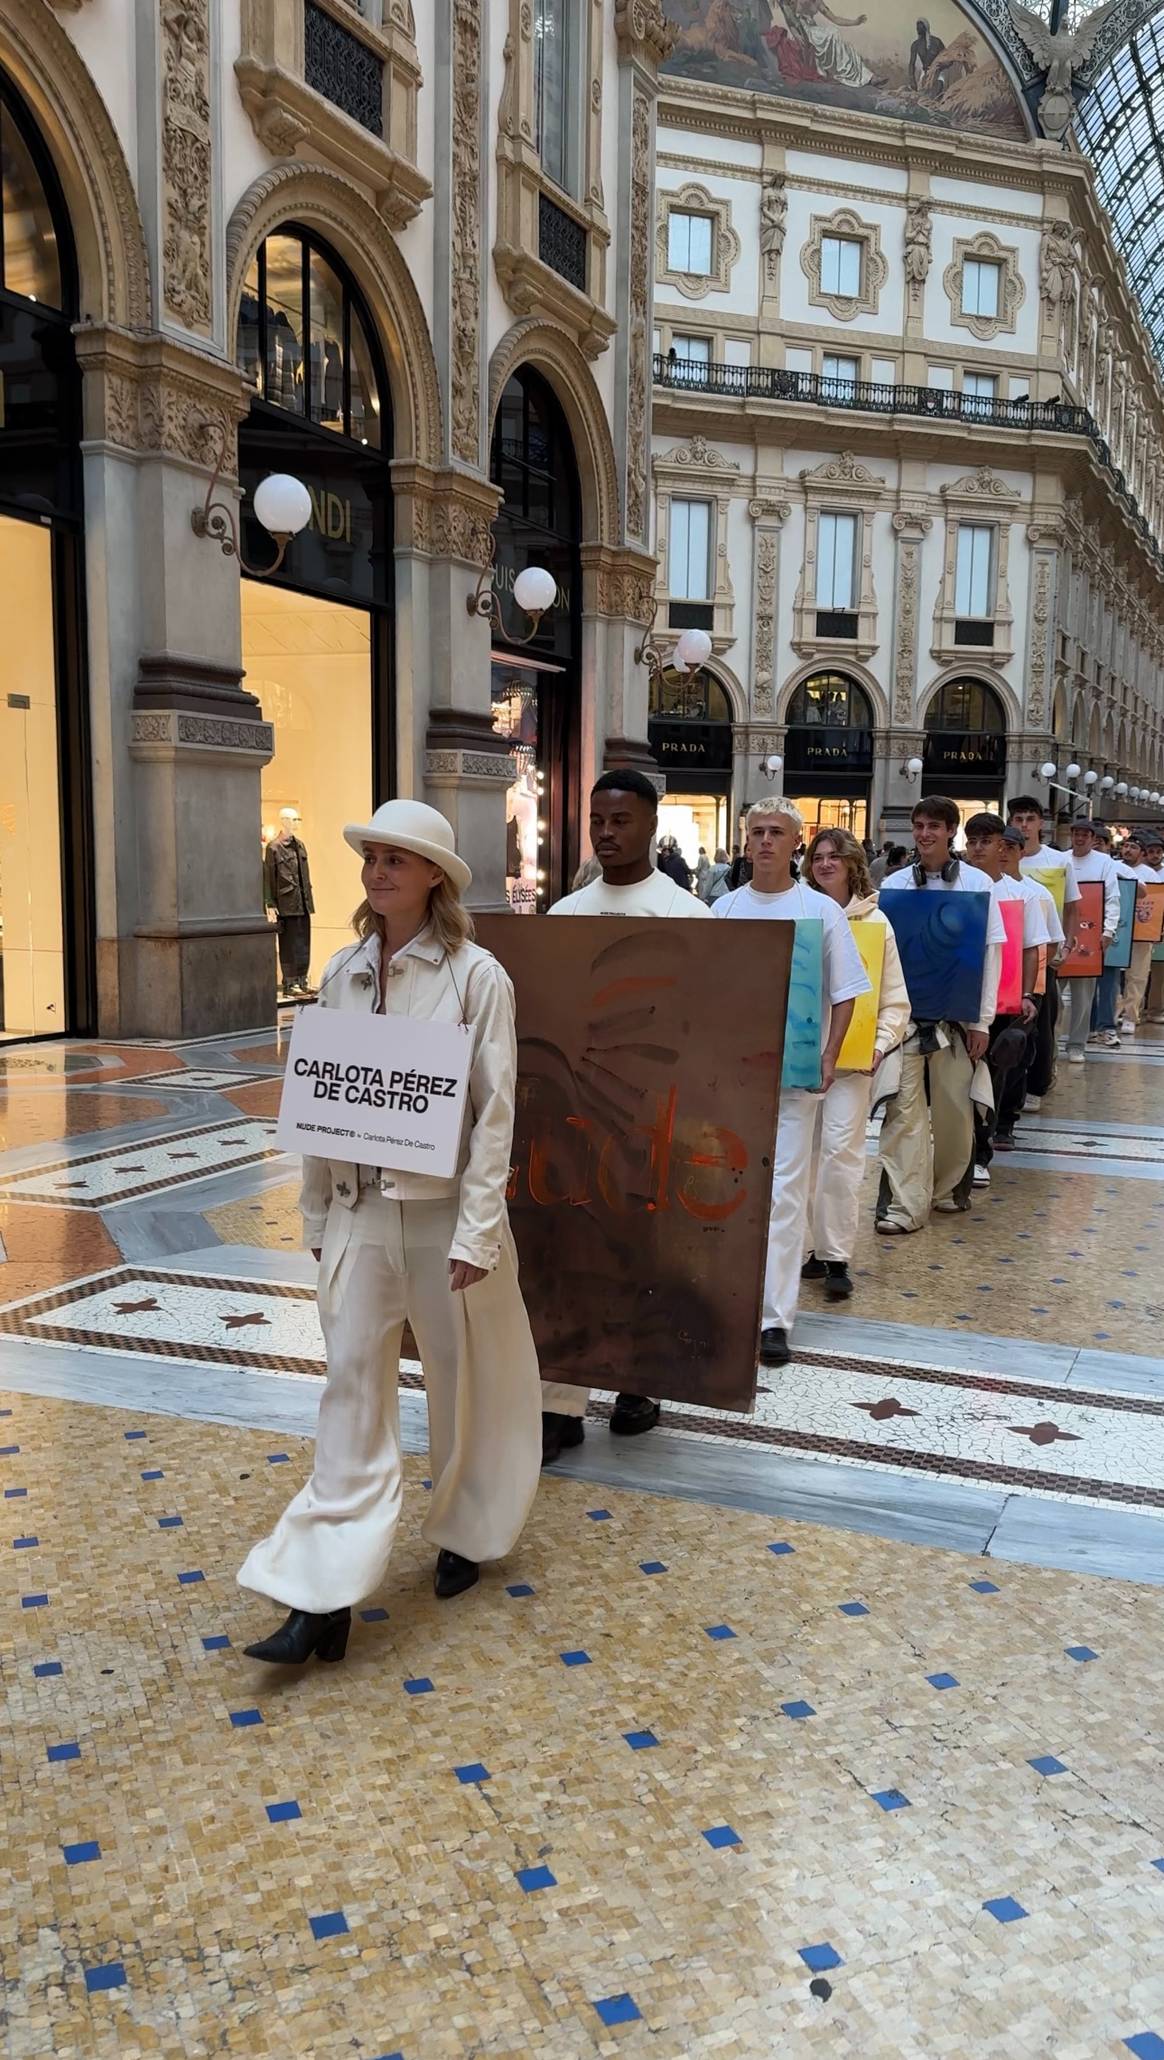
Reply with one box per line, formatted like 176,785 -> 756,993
760,173 -> 787,278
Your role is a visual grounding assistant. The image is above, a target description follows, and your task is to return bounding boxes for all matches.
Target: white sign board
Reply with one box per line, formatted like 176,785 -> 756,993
275,1006 -> 472,1178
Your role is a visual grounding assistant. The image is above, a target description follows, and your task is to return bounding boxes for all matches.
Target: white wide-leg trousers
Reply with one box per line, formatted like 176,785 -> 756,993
238,1194 -> 542,1613
762,1089 -> 819,1332
805,1070 -> 872,1264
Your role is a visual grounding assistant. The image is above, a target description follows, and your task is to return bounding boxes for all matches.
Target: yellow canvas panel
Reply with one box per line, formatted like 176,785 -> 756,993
1029,866 -> 1066,917
838,919 -> 885,1071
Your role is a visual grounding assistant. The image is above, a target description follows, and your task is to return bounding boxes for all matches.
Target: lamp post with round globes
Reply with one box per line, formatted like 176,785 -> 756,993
191,423 -> 313,577
466,537 -> 558,642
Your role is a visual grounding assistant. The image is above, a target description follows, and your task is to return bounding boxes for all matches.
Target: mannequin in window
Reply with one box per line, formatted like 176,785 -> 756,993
264,807 -> 315,996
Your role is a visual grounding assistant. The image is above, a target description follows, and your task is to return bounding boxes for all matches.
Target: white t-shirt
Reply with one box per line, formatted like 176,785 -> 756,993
710,879 -> 870,1050
549,869 -> 711,919
880,857 -> 1005,1032
1070,848 -> 1121,935
1019,843 -> 1081,905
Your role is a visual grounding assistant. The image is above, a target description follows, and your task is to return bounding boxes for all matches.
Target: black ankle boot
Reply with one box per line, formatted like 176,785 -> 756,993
434,1549 -> 479,1599
824,1261 -> 853,1301
243,1607 -> 351,1665
800,1252 -> 827,1281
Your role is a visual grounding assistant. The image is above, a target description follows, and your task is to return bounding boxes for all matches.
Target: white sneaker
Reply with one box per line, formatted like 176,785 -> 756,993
1067,1049 -> 1085,1064
972,1164 -> 990,1187
934,1198 -> 969,1214
1119,1018 -> 1135,1033
1023,1095 -> 1041,1112
1102,1030 -> 1122,1048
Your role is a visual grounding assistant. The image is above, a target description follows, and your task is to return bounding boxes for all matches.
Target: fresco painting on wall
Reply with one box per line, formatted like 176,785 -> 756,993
661,0 -> 1028,142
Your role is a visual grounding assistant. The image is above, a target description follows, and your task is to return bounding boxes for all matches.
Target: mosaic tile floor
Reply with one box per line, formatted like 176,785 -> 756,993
3,1024 -> 1164,2053
5,1391 -> 1164,2059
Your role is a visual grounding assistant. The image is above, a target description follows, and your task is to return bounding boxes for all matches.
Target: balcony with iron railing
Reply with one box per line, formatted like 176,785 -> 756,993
653,356 -> 1163,571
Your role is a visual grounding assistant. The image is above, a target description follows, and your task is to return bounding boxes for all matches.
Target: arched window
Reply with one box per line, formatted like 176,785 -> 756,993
786,672 -> 872,731
649,667 -> 732,723
924,677 -> 1005,733
1,78 -> 72,312
237,226 -> 386,448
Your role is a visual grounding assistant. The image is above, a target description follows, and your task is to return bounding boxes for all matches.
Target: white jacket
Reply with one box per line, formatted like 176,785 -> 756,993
298,928 -> 518,1273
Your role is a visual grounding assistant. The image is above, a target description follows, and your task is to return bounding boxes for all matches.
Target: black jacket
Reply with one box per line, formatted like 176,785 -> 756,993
264,835 -> 314,916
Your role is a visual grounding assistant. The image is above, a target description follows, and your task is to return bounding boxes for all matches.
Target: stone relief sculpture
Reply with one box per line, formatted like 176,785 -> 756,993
1008,0 -> 1125,142
759,172 -> 787,279
161,0 -> 212,331
904,197 -> 932,287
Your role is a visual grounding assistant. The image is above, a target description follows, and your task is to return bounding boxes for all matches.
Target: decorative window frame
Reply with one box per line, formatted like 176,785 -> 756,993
931,466 -> 1022,668
799,207 -> 886,326
655,183 -> 741,302
651,435 -> 740,649
494,0 -> 615,360
234,0 -> 428,228
791,451 -> 887,662
942,232 -> 1025,344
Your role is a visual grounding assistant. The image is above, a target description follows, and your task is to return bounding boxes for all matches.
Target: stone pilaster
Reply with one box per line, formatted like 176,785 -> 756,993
748,497 -> 791,719
613,2 -> 671,554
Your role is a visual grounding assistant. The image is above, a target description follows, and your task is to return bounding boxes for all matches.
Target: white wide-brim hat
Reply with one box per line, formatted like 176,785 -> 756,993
343,799 -> 472,895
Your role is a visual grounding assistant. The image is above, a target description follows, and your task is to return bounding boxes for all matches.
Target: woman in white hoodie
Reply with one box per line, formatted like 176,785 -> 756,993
238,800 -> 542,1667
799,828 -> 912,1300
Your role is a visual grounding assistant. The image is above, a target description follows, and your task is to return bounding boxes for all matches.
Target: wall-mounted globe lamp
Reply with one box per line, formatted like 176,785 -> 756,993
466,537 -> 557,643
191,426 -> 312,577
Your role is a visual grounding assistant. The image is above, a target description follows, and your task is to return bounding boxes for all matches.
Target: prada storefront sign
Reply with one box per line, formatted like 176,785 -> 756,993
493,514 -> 576,664
240,415 -> 390,607
650,718 -> 732,773
784,726 -> 873,774
924,730 -> 1007,776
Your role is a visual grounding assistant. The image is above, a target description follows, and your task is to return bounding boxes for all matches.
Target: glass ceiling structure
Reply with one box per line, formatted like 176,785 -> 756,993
1074,5 -> 1164,364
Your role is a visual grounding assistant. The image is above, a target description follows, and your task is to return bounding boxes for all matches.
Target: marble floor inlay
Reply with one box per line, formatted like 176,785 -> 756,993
0,1120 -> 283,1209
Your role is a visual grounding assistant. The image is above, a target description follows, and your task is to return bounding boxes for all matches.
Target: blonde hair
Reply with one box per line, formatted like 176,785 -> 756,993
804,826 -> 872,900
746,796 -> 804,834
353,873 -> 475,954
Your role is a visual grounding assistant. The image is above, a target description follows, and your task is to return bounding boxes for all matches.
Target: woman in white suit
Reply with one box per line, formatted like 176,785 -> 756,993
800,827 -> 911,1299
238,800 -> 542,1665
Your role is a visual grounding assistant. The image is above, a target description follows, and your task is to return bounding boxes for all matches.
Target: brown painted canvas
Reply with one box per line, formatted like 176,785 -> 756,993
662,0 -> 1028,142
476,915 -> 793,1413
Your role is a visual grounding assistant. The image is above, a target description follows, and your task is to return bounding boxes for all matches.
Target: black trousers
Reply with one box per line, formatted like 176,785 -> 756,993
277,914 -> 311,989
1024,971 -> 1058,1100
974,1016 -> 1028,1167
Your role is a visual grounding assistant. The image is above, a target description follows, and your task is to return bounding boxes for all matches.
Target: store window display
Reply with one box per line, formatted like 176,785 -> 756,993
264,808 -> 315,996
648,666 -> 733,866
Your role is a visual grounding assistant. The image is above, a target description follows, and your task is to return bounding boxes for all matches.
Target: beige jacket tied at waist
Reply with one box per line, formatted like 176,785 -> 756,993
298,929 -> 517,1274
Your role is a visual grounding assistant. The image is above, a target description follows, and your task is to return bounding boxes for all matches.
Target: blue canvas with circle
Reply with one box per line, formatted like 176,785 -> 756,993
881,891 -> 989,1027
781,920 -> 823,1091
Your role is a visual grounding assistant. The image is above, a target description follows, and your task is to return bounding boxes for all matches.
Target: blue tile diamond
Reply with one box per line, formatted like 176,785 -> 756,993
639,1561 -> 667,1575
871,1789 -> 911,1812
969,1580 -> 999,1593
141,1470 -> 164,1481
506,1583 -> 534,1597
454,1763 -> 490,1784
593,1995 -> 641,2028
1065,1646 -> 1098,1662
767,1541 -> 794,1556
1124,2038 -> 1164,2060
84,1962 -> 126,1993
309,1910 -> 348,1941
624,1729 -> 658,1750
516,1865 -> 556,1892
63,1841 -> 100,1864
983,1896 -> 1027,1924
230,1708 -> 262,1728
838,1602 -> 869,1617
702,1825 -> 741,1848
177,1570 -> 204,1585
202,1635 -> 230,1652
927,1672 -> 959,1690
47,1742 -> 80,1763
798,1943 -> 842,1972
21,1594 -> 48,1609
34,1661 -> 62,1678
266,1800 -> 301,1823
781,1700 -> 815,1720
359,1608 -> 389,1623
705,1624 -> 736,1641
1028,1754 -> 1067,1776
560,1650 -> 591,1667
586,1509 -> 612,1522
404,1677 -> 433,1695
12,1536 -> 38,1549
158,1516 -> 182,1529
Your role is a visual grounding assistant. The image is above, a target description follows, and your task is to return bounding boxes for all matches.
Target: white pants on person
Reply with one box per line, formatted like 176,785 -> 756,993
877,1034 -> 974,1232
238,1193 -> 542,1613
1124,941 -> 1153,1026
1065,976 -> 1097,1054
540,1377 -> 588,1419
762,1089 -> 821,1332
805,1070 -> 872,1264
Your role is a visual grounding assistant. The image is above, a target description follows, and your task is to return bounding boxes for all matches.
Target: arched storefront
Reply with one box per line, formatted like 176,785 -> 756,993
923,677 -> 1008,829
648,667 -> 734,861
489,366 -> 582,913
236,223 -> 394,986
783,672 -> 874,841
0,70 -> 91,1040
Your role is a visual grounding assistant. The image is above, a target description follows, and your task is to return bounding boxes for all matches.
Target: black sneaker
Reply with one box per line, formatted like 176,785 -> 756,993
824,1262 -> 853,1300
759,1326 -> 791,1366
541,1412 -> 585,1467
800,1253 -> 827,1280
609,1394 -> 661,1437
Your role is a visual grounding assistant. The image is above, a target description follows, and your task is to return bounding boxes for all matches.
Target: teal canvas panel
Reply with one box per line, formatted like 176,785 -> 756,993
1105,877 -> 1137,971
781,919 -> 823,1092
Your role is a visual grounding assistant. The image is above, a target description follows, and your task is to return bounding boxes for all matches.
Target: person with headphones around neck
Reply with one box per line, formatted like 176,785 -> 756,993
876,794 -> 1005,1235
237,800 -> 542,1667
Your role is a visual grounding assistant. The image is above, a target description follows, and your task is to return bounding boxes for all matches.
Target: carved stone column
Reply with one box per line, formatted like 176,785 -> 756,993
582,545 -> 660,787
74,326 -> 275,1035
890,511 -> 932,728
613,1 -> 671,560
1025,522 -> 1064,737
748,497 -> 791,719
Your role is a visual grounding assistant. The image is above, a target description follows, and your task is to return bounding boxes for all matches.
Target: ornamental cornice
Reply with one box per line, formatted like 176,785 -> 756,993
614,0 -> 673,71
72,324 -> 250,465
657,433 -> 740,473
748,497 -> 791,525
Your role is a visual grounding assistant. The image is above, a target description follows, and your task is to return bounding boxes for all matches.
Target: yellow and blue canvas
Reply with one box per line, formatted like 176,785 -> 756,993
1105,877 -> 1137,971
1029,865 -> 1066,918
881,890 -> 989,1027
781,919 -> 823,1091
